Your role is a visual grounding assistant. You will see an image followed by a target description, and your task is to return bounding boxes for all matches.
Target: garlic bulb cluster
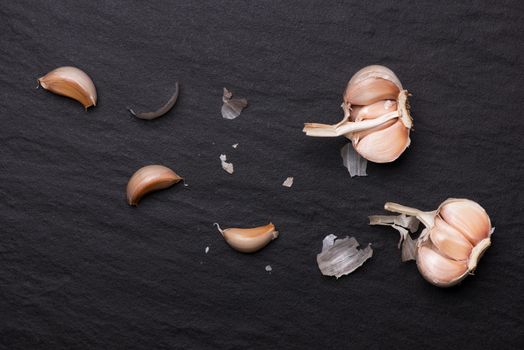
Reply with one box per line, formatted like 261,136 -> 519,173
303,65 -> 412,166
369,198 -> 493,287
38,66 -> 97,109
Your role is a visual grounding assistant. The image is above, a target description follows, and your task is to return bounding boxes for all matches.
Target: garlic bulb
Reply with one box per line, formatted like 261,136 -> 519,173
303,65 -> 412,175
38,66 -> 97,109
369,198 -> 493,287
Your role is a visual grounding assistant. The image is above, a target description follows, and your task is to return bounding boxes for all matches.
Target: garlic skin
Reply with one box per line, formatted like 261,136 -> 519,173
38,66 -> 97,109
215,223 -> 278,253
369,198 -> 493,287
303,65 -> 412,170
126,165 -> 182,206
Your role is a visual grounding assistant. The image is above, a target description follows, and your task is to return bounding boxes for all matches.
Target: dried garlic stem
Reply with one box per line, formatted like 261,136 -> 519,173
384,202 -> 435,228
303,112 -> 398,137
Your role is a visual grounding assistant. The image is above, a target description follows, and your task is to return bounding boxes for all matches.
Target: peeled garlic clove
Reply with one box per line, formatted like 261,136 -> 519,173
126,165 -> 182,206
38,66 -> 97,109
351,100 -> 397,121
417,246 -> 468,287
353,118 -> 410,163
344,78 -> 400,106
348,65 -> 403,91
439,200 -> 491,245
215,223 -> 278,253
430,217 -> 473,261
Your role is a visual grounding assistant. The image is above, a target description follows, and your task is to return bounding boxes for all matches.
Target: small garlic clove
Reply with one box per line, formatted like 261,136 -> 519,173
417,246 -> 468,287
344,78 -> 400,106
430,217 -> 473,261
353,118 -> 410,163
215,223 -> 278,253
348,65 -> 403,91
38,66 -> 97,109
126,165 -> 182,206
351,100 -> 397,122
439,200 -> 491,245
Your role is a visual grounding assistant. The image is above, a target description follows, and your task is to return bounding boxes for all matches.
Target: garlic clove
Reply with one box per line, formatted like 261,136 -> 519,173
128,82 -> 179,120
430,217 -> 473,261
344,78 -> 400,106
439,200 -> 491,245
351,99 -> 397,122
348,65 -> 403,91
126,165 -> 182,206
215,223 -> 278,253
353,118 -> 410,163
38,66 -> 97,109
417,246 -> 468,287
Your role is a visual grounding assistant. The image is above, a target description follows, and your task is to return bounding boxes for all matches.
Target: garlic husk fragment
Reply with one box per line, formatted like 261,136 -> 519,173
221,87 -> 247,120
38,66 -> 97,109
282,177 -> 294,187
303,65 -> 412,170
215,223 -> 278,253
126,165 -> 182,205
341,143 -> 367,177
219,154 -> 234,174
369,198 -> 494,287
317,234 -> 373,278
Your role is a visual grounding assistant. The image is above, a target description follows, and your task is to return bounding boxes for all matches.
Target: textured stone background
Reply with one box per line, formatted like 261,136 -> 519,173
1,1 -> 523,349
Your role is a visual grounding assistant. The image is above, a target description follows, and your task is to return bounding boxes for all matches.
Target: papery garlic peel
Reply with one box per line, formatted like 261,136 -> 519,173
303,65 -> 412,163
370,198 -> 493,287
126,165 -> 182,206
214,223 -> 278,253
38,66 -> 97,109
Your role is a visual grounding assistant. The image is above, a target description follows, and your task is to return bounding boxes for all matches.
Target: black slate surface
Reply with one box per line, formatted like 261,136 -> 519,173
1,1 -> 523,349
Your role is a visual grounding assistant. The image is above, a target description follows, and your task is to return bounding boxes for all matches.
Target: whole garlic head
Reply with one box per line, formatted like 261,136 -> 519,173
370,198 -> 493,287
303,65 -> 413,169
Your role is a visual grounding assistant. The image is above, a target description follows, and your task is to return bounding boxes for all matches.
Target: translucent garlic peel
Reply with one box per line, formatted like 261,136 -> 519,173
221,87 -> 247,120
369,198 -> 493,287
38,66 -> 97,109
317,235 -> 373,279
341,143 -> 367,177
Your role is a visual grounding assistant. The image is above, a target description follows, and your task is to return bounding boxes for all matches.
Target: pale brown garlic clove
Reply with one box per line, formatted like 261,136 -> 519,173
369,198 -> 493,287
214,223 -> 278,253
38,66 -> 97,109
126,165 -> 182,206
344,78 -> 400,106
303,65 -> 412,176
